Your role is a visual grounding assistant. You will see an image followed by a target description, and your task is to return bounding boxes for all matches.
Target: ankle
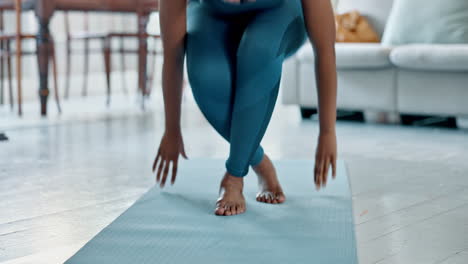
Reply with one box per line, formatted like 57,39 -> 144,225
222,172 -> 244,186
253,154 -> 271,170
251,154 -> 266,170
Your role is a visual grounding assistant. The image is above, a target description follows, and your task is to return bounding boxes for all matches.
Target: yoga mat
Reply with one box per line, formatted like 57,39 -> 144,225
65,159 -> 358,264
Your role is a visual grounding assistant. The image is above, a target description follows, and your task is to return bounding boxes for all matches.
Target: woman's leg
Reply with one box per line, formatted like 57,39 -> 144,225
186,1 -> 265,168
225,0 -> 308,177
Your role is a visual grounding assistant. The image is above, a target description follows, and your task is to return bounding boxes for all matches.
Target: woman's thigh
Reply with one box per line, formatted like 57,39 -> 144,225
186,1 -> 236,103
231,0 -> 307,107
237,0 -> 307,61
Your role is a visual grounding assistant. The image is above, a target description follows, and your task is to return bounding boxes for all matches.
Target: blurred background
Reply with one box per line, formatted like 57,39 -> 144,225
1,0 -> 467,263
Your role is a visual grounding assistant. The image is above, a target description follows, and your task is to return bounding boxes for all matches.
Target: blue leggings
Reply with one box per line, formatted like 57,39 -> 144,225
186,0 -> 307,177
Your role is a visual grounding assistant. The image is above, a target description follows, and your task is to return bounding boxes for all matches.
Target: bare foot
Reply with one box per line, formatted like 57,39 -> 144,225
215,172 -> 246,216
252,154 -> 286,204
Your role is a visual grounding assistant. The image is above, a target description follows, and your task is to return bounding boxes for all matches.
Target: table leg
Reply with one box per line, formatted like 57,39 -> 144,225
138,12 -> 150,109
35,2 -> 55,116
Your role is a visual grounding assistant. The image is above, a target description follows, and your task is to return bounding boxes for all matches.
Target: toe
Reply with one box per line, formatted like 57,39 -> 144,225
276,193 -> 286,203
235,205 -> 242,215
239,204 -> 245,213
225,205 -> 232,216
215,206 -> 225,215
231,206 -> 237,215
266,192 -> 274,203
215,201 -> 226,215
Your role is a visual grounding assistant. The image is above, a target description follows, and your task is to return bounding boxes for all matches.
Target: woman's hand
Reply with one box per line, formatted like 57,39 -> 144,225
152,130 -> 188,188
314,131 -> 337,190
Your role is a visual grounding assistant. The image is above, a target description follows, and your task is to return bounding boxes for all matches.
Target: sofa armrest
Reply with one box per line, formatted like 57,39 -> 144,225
390,44 -> 468,71
280,53 -> 301,104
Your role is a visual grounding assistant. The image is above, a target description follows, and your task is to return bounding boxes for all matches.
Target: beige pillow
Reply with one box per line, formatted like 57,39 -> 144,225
335,10 -> 380,43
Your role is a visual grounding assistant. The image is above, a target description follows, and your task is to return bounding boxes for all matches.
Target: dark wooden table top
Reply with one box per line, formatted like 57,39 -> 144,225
0,0 -> 158,13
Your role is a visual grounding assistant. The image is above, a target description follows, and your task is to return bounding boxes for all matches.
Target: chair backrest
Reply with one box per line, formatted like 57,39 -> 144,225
64,11 -> 91,38
336,0 -> 394,37
0,10 -> 3,33
15,0 -> 21,35
15,0 -> 22,116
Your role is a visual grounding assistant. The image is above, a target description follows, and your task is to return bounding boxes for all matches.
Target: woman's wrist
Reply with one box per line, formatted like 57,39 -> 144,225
164,125 -> 182,137
319,127 -> 336,136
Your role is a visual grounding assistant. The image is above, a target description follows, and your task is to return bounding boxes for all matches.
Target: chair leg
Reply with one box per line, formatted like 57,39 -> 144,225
103,38 -> 111,106
50,43 -> 61,113
64,39 -> 71,99
6,41 -> 14,111
119,36 -> 127,95
82,38 -> 89,97
0,41 -> 4,106
146,40 -> 159,98
15,40 -> 22,116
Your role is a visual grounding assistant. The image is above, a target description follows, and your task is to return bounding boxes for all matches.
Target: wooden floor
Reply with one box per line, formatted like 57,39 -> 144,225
1,91 -> 468,264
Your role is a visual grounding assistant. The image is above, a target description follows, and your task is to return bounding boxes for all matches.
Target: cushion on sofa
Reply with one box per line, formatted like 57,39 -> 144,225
297,43 -> 393,69
382,0 -> 468,45
336,0 -> 394,37
390,44 -> 468,72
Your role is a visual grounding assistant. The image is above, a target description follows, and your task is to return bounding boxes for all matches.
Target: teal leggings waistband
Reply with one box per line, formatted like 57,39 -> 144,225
186,0 -> 307,177
199,0 -> 284,14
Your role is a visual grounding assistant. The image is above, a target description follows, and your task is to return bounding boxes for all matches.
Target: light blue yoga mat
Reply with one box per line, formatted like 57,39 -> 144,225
65,159 -> 358,264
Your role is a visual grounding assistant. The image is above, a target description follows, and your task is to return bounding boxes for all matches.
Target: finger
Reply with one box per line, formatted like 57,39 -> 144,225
181,146 -> 188,160
314,161 -> 322,190
160,160 -> 170,188
317,158 -> 325,188
152,149 -> 161,172
156,158 -> 165,183
171,158 -> 178,185
154,153 -> 162,183
332,156 -> 337,179
322,157 -> 331,188
314,163 -> 320,189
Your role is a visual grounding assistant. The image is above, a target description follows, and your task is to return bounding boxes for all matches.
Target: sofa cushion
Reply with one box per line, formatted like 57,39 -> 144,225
297,43 -> 393,69
390,44 -> 468,72
336,0 -> 394,37
382,0 -> 468,45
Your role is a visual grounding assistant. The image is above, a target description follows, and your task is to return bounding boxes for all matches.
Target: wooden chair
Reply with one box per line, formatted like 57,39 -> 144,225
105,31 -> 161,99
63,11 -> 161,105
0,9 -> 13,109
63,11 -> 108,99
0,0 -> 60,116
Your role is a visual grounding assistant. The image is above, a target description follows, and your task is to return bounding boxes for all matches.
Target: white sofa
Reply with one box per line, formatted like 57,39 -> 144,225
281,0 -> 468,123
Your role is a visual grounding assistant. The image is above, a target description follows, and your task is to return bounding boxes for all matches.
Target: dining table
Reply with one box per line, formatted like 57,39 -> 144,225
0,0 -> 159,116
